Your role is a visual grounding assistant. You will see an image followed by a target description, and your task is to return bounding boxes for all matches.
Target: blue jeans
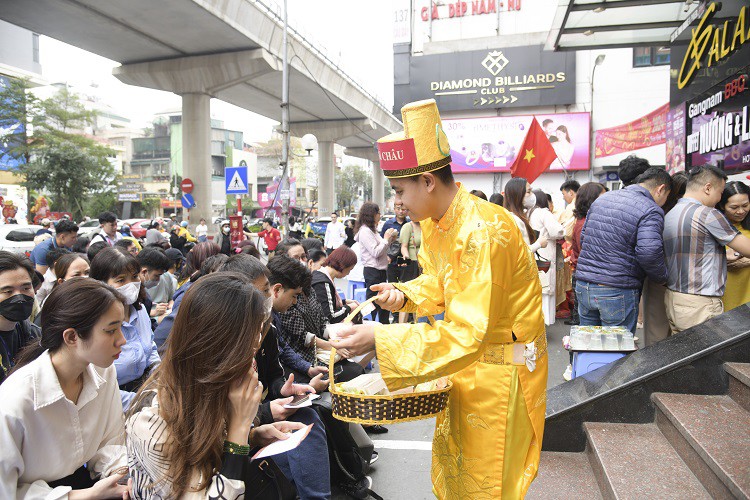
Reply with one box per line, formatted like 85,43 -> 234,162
576,280 -> 640,333
273,407 -> 331,499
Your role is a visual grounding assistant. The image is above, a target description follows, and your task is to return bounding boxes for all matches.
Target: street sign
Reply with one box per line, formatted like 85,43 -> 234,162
118,193 -> 140,202
181,193 -> 196,208
280,189 -> 290,200
225,166 -> 249,195
181,178 -> 194,194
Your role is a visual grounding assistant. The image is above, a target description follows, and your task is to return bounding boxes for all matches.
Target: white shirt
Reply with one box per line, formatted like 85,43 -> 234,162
0,351 -> 126,499
195,224 -> 208,238
529,207 -> 564,263
324,220 -> 346,249
35,269 -> 57,306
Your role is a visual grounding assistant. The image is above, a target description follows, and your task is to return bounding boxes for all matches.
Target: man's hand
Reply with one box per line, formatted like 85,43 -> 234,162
150,303 -> 168,318
309,372 -> 328,393
270,397 -> 296,421
307,365 -> 328,378
280,373 -> 315,397
332,324 -> 376,356
370,283 -> 405,312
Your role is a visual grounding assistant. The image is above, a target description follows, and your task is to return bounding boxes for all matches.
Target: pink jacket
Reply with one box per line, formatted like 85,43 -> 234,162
354,225 -> 389,270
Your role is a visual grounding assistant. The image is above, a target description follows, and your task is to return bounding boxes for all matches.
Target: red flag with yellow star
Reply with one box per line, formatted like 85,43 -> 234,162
510,117 -> 558,183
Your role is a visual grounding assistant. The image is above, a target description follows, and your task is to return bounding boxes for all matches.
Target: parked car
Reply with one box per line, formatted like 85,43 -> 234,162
77,219 -> 102,238
308,217 -> 330,239
0,225 -> 44,256
120,218 -> 150,239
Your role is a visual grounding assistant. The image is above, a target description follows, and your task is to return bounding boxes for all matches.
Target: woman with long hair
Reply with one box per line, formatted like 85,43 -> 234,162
178,241 -> 221,286
718,181 -> 750,311
552,125 -> 575,168
0,278 -> 130,497
503,178 -> 547,253
354,202 -> 398,324
90,247 -> 160,407
126,272 -> 304,498
528,189 -> 564,326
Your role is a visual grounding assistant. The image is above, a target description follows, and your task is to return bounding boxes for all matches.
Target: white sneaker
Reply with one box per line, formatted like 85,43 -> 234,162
562,364 -> 572,381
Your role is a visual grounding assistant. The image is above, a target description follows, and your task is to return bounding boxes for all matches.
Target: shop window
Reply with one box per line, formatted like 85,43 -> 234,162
633,47 -> 670,68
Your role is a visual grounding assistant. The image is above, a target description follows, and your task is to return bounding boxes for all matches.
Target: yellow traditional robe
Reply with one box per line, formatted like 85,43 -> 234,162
375,185 -> 548,499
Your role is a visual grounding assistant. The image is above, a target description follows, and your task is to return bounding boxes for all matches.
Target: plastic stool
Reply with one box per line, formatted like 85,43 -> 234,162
347,280 -> 365,300
353,287 -> 367,303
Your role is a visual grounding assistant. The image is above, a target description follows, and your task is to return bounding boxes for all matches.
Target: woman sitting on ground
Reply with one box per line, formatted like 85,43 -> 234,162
0,278 -> 129,497
311,246 -> 376,375
90,247 -> 160,409
126,272 -> 304,498
311,246 -> 360,324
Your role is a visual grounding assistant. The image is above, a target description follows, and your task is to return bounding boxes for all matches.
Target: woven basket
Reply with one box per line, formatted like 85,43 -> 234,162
328,297 -> 452,424
329,367 -> 452,424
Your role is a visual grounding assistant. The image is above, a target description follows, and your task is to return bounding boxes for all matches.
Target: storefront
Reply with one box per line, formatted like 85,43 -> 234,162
668,0 -> 750,174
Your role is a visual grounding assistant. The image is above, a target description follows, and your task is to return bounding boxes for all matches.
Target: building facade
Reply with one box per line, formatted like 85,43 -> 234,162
667,0 -> 750,180
128,111 -> 257,219
393,0 -> 671,204
0,20 -> 45,222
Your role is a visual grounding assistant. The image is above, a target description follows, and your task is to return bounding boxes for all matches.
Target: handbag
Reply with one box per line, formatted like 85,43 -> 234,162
535,251 -> 551,272
243,456 -> 298,500
386,240 -> 402,261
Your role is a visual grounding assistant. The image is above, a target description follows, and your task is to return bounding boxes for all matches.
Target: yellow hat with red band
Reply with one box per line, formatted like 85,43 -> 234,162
377,99 -> 452,178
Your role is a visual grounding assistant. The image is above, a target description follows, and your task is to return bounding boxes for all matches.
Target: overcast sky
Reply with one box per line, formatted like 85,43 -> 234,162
38,0 -> 394,144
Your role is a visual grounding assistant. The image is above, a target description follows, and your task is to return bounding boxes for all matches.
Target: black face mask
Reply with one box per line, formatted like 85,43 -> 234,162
0,294 -> 35,323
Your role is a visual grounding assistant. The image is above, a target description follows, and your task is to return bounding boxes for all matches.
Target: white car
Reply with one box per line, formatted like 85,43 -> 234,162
0,225 -> 45,255
77,220 -> 102,237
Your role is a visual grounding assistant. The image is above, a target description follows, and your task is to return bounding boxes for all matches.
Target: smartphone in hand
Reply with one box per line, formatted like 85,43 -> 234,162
288,394 -> 310,406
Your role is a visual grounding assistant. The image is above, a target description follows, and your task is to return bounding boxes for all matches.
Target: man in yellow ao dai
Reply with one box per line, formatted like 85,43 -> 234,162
335,99 -> 548,499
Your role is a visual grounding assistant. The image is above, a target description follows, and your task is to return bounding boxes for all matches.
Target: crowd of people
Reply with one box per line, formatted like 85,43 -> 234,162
474,156 -> 749,380
1,202 -> 442,498
0,152 -> 747,497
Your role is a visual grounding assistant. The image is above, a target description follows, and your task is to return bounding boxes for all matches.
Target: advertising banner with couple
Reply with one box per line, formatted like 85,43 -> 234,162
443,112 -> 591,173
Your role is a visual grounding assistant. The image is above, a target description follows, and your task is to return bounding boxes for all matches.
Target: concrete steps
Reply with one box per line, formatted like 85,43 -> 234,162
526,451 -> 602,499
529,362 -> 750,499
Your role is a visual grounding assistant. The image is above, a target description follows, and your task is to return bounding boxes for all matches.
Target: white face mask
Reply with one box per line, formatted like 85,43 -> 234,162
222,226 -> 231,234
523,193 -> 537,210
117,281 -> 141,305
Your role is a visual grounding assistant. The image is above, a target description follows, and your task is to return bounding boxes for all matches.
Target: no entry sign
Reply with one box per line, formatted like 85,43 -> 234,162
181,178 -> 194,194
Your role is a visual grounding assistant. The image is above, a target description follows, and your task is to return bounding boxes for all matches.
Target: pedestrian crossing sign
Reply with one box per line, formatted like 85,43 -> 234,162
225,166 -> 249,195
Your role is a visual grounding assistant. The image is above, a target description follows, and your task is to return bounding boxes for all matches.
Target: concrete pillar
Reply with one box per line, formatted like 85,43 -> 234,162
318,141 -> 335,216
182,93 -> 212,226
372,161 -> 385,210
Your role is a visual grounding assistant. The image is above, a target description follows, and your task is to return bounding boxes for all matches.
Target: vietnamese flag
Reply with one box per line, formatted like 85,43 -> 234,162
510,118 -> 558,183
